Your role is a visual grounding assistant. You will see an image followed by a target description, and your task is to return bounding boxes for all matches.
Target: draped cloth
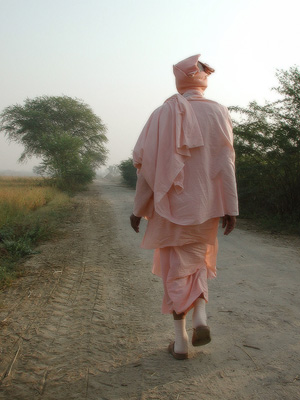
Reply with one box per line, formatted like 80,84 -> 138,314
154,240 -> 217,314
133,89 -> 239,314
151,216 -> 220,313
133,93 -> 204,223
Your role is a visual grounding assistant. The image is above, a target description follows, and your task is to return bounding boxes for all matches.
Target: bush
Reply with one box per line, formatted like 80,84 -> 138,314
118,158 -> 137,188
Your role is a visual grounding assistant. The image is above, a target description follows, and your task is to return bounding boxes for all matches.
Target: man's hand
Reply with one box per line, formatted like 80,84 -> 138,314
130,213 -> 142,233
222,215 -> 236,235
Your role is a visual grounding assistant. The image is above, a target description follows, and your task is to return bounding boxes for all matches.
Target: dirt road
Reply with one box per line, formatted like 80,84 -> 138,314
0,179 -> 299,400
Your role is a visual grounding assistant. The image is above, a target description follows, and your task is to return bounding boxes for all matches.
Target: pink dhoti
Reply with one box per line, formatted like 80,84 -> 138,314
141,213 -> 219,314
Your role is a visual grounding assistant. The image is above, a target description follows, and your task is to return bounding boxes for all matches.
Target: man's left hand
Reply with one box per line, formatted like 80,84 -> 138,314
222,215 -> 236,235
130,214 -> 142,233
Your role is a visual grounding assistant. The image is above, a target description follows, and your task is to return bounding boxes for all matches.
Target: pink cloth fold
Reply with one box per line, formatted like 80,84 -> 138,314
153,237 -> 218,314
151,218 -> 219,278
133,93 -> 204,220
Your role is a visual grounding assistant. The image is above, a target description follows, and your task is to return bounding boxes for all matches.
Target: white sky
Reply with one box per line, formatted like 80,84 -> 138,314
0,0 -> 299,172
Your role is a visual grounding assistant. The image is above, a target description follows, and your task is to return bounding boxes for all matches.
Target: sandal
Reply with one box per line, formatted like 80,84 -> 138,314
168,341 -> 188,360
192,326 -> 211,346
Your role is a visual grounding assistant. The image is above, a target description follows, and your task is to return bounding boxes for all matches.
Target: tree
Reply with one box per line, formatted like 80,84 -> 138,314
230,66 -> 300,223
0,96 -> 108,189
119,157 -> 137,188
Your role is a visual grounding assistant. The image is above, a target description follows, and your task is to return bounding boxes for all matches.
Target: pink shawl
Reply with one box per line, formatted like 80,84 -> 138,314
133,93 -> 204,219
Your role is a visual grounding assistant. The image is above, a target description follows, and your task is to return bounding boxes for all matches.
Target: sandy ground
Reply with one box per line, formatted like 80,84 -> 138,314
0,179 -> 299,400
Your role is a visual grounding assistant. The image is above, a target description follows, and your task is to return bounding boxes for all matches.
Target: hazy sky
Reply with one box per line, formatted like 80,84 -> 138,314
0,0 -> 299,172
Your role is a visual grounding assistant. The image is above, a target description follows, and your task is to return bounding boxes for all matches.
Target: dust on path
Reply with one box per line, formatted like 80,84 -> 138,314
0,179 -> 299,400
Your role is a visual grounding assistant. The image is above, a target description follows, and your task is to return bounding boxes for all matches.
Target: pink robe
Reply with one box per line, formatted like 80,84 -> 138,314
133,90 -> 238,314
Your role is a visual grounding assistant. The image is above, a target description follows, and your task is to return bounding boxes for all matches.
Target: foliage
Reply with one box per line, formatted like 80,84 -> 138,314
0,96 -> 108,190
230,66 -> 300,230
118,157 -> 137,188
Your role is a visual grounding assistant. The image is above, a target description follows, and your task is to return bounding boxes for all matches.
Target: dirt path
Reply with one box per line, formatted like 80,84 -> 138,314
0,179 -> 299,400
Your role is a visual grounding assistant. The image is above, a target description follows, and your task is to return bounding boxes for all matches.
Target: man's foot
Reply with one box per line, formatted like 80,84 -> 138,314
192,326 -> 211,346
168,341 -> 188,360
173,318 -> 189,354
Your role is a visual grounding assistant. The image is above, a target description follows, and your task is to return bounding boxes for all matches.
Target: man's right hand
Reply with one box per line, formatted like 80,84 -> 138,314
130,214 -> 142,233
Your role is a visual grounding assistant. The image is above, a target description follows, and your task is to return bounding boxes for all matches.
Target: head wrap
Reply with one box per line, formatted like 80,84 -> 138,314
173,54 -> 215,94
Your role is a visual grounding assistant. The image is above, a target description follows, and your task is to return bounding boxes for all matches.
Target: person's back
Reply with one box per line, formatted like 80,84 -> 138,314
166,94 -> 237,225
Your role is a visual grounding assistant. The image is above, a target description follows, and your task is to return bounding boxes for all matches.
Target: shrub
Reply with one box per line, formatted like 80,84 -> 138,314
118,158 -> 137,188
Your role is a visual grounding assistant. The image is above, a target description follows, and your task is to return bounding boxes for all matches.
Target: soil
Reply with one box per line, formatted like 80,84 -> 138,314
0,179 -> 299,400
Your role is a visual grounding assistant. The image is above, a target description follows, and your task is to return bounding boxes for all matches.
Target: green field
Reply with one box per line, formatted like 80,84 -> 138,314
0,177 -> 71,288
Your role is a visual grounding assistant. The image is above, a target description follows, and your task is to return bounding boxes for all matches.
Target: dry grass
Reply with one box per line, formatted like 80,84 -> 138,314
0,177 -> 69,227
0,176 -> 71,288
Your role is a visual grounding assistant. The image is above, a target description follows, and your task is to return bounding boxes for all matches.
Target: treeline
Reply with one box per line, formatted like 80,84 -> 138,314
119,66 -> 300,233
231,67 -> 300,232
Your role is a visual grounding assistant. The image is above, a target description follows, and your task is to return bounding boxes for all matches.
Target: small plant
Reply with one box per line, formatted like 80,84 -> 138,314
1,238 -> 37,258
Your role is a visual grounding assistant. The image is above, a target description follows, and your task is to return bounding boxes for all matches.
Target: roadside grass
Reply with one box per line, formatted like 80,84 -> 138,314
237,211 -> 300,236
257,214 -> 300,235
0,177 -> 71,288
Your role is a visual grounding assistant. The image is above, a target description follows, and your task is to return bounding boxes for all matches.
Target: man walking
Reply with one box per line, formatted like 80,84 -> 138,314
130,54 -> 238,359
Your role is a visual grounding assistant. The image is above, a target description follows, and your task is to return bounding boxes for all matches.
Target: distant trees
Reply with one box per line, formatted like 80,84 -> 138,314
230,66 -> 300,228
0,96 -> 108,190
105,165 -> 120,178
119,157 -> 137,188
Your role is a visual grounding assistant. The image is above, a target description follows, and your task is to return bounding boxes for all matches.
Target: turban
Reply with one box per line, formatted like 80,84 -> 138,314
173,54 -> 215,94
